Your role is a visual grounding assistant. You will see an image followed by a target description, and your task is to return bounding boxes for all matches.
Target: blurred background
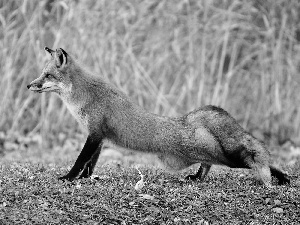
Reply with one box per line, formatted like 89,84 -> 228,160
0,0 -> 300,165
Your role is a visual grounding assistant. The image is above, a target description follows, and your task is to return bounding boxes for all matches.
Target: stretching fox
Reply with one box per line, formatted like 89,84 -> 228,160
27,47 -> 290,188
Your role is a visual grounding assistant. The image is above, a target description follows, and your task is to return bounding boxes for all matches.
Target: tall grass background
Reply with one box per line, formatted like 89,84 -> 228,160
1,0 -> 300,157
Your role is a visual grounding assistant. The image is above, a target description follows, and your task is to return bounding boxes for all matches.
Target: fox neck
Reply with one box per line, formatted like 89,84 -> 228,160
57,70 -> 97,131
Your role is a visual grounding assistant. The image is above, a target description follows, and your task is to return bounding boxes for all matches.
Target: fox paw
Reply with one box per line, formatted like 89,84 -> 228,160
58,175 -> 75,182
78,173 -> 91,179
185,174 -> 200,181
79,170 -> 93,179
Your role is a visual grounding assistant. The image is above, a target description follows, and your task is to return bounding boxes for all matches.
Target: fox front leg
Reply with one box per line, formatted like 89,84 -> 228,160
59,134 -> 102,181
79,146 -> 102,179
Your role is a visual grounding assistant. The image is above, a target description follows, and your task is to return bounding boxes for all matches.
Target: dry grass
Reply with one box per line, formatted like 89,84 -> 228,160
1,0 -> 300,151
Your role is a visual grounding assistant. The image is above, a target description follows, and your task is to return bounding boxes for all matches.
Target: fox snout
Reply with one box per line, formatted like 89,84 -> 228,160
27,82 -> 42,90
27,74 -> 63,93
27,77 -> 45,92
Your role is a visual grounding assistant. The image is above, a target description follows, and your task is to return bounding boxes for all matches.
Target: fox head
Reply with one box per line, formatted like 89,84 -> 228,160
27,47 -> 73,95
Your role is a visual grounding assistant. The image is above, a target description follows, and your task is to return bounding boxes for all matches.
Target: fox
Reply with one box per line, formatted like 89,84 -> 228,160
27,47 -> 290,188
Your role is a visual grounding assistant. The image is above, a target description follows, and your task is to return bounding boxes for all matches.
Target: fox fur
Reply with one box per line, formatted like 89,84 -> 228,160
27,47 -> 290,188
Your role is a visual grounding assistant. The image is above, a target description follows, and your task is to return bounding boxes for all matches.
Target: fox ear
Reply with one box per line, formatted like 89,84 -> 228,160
44,47 -> 55,58
55,48 -> 68,69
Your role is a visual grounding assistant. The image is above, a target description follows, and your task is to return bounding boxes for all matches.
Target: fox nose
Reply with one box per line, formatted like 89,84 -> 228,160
27,84 -> 31,89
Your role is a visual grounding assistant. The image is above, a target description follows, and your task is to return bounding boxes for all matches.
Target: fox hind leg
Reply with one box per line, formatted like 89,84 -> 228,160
185,164 -> 211,181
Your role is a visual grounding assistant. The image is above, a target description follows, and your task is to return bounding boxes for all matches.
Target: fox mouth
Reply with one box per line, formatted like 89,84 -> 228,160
29,87 -> 52,93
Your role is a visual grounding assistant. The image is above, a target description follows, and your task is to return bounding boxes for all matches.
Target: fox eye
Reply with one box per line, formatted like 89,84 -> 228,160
45,73 -> 54,79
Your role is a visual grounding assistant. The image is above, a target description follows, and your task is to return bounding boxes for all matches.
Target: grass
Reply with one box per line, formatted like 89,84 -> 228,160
1,0 -> 300,148
0,159 -> 299,224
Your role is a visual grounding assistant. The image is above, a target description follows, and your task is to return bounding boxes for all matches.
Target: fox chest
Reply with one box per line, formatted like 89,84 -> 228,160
64,101 -> 89,130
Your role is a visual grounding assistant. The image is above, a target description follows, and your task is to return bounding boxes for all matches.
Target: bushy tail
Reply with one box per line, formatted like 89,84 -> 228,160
270,166 -> 290,185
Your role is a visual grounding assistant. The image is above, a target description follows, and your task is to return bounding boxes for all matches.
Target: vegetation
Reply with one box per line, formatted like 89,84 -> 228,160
0,161 -> 299,224
1,0 -> 300,148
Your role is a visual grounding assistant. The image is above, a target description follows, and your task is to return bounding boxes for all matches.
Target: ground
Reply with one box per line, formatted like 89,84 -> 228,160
0,147 -> 299,224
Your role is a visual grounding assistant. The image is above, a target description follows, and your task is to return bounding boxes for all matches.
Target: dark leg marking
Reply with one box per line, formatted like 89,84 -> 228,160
79,145 -> 102,179
185,164 -> 211,181
59,133 -> 102,181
